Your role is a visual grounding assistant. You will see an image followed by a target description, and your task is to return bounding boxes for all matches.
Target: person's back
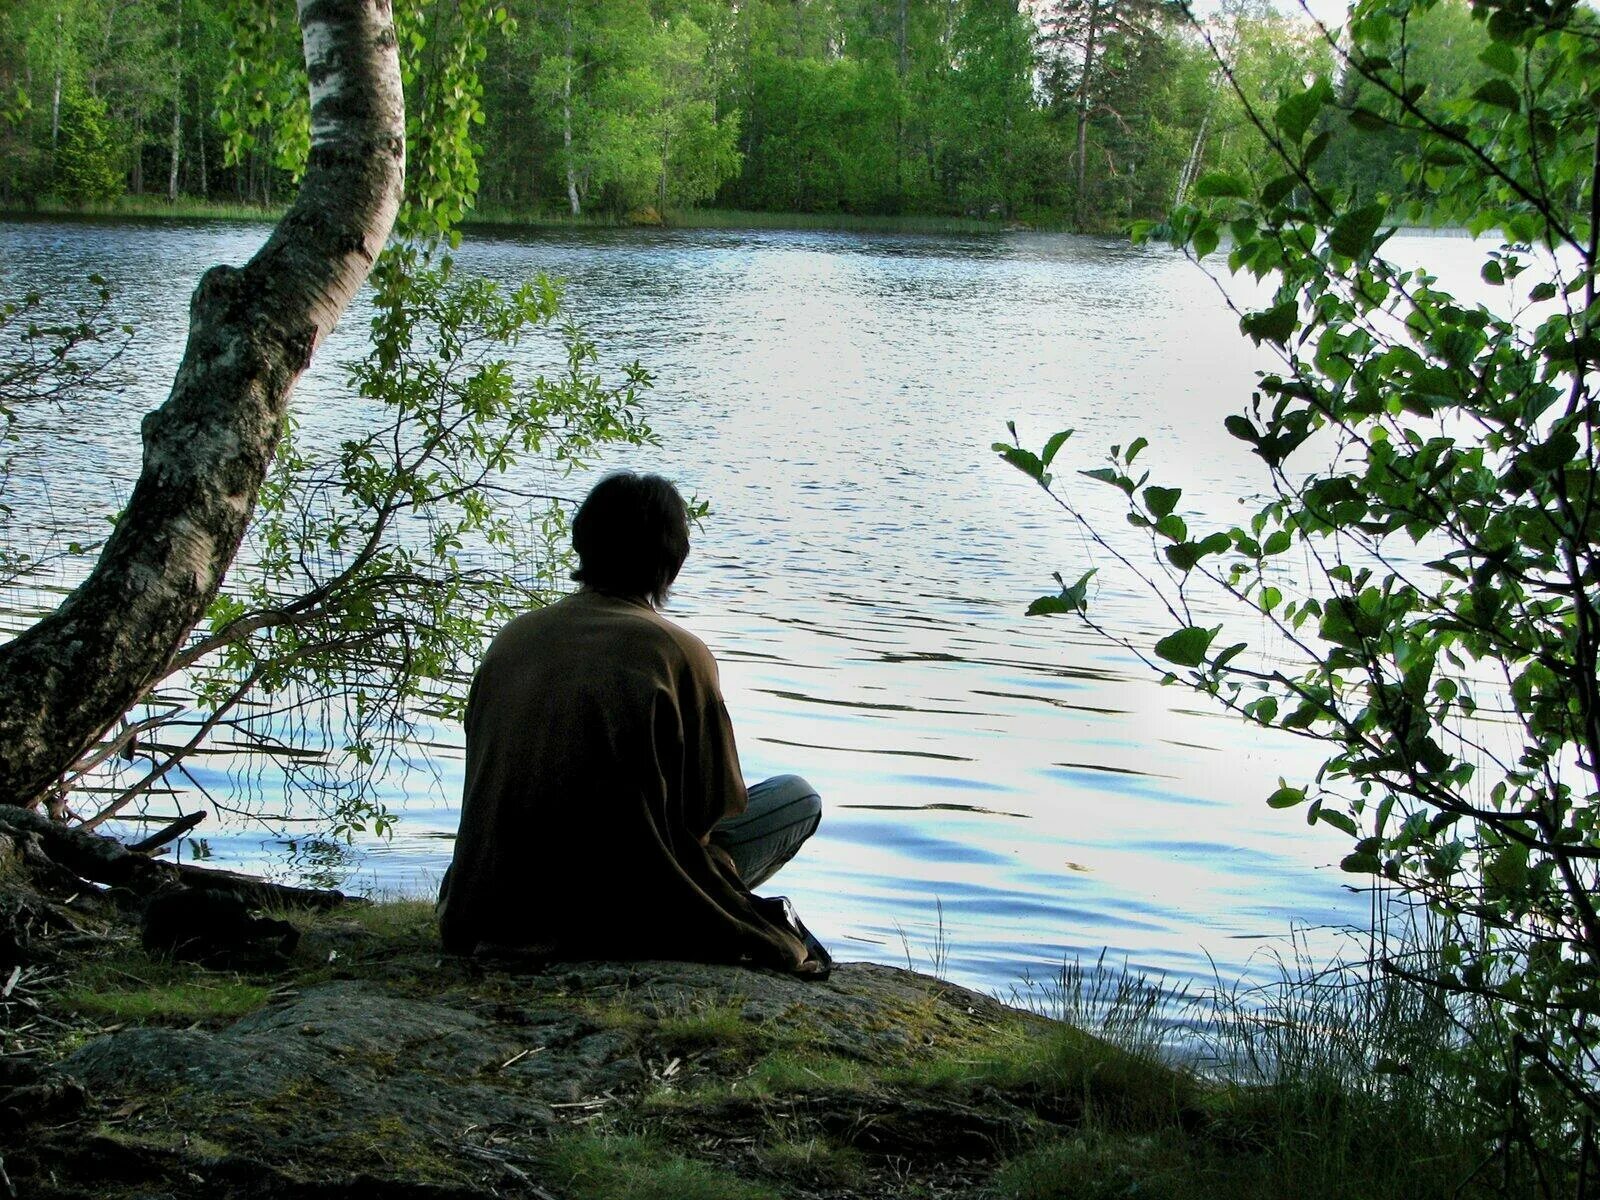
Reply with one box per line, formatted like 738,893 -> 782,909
437,472 -> 824,973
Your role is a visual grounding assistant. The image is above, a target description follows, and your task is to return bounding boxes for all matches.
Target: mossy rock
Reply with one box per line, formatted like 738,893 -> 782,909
17,909 -> 1081,1200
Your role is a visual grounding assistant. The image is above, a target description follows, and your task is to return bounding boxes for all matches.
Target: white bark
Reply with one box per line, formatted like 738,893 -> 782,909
168,0 -> 182,202
563,0 -> 580,217
0,0 -> 405,810
1073,0 -> 1103,227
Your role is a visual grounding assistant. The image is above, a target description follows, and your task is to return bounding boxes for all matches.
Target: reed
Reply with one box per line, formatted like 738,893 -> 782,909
994,920 -> 1530,1199
7,195 -> 282,221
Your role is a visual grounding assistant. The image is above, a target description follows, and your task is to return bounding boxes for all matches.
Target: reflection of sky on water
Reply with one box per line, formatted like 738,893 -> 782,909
0,218 -> 1497,999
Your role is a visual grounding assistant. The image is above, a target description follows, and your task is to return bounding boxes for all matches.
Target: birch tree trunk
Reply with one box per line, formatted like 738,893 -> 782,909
168,0 -> 182,202
0,0 -> 404,811
1173,111 -> 1210,208
563,0 -> 580,217
895,0 -> 907,204
1072,0 -> 1102,229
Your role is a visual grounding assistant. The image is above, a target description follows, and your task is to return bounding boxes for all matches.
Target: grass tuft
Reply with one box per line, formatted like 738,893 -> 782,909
60,977 -> 272,1022
990,1133 -> 1191,1200
540,1132 -> 779,1200
342,899 -> 437,941
986,931 -> 1497,1200
754,1135 -> 867,1188
746,1050 -> 874,1094
9,195 -> 283,221
656,1002 -> 757,1055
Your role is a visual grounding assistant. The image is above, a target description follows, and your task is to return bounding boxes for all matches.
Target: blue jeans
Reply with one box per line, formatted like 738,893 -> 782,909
709,774 -> 822,888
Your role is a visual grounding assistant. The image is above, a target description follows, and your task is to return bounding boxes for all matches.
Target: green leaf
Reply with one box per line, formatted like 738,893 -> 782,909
1224,415 -> 1259,444
1274,84 -> 1328,143
1329,203 -> 1386,259
1213,642 -> 1247,669
1340,852 -> 1381,874
1041,429 -> 1074,467
1319,809 -> 1359,836
1486,7 -> 1528,41
1478,41 -> 1518,74
1241,300 -> 1298,345
1261,175 -> 1297,208
1154,626 -> 1216,668
1081,467 -> 1124,488
1165,542 -> 1201,571
1267,785 -> 1306,809
1194,171 -> 1250,199
1282,701 -> 1322,729
1472,79 -> 1521,111
1518,429 -> 1579,473
1154,513 -> 1188,542
1028,569 -> 1097,616
1144,486 -> 1181,519
1348,107 -> 1388,132
994,444 -> 1044,481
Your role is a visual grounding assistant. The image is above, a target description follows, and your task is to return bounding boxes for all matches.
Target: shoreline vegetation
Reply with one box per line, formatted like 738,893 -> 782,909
1,0 -> 1469,246
0,196 -> 1044,236
2,895 -> 1486,1200
2,197 -> 1474,240
0,806 -> 1493,1198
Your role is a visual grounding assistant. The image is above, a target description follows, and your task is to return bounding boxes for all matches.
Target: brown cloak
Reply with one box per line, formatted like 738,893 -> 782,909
436,589 -> 808,969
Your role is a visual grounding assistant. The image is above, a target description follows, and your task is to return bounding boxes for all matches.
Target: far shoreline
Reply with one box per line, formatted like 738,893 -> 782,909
0,198 -> 1480,246
0,195 -> 1066,237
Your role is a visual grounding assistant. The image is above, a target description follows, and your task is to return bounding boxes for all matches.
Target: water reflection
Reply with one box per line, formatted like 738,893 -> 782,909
0,217 -> 1491,998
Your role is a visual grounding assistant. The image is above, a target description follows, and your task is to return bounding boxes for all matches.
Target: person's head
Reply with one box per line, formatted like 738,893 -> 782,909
570,471 -> 691,607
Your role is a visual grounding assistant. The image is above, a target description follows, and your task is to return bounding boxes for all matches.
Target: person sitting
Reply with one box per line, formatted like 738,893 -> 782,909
436,471 -> 827,975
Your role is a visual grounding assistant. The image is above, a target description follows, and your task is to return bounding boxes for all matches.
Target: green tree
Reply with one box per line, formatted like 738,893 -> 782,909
1173,2 -> 1331,208
938,0 -> 1041,218
1039,0 -> 1176,226
53,87 -> 121,203
1003,0 -> 1600,1174
733,51 -> 900,212
0,0 -> 655,839
653,11 -> 741,213
1314,0 -> 1494,202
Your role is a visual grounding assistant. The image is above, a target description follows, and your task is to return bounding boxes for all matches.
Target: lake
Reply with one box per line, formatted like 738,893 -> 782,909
3,216 -> 1468,1001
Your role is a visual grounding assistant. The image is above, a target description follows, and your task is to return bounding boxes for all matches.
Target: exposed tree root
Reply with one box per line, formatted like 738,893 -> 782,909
0,804 -> 357,917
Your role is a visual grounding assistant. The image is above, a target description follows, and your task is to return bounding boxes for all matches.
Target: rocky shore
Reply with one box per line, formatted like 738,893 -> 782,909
0,805 -> 1467,1200
4,885 -> 1175,1200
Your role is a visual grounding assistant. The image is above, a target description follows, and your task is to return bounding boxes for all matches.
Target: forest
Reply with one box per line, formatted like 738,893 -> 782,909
0,0 -> 1501,230
1,0 -> 1599,1191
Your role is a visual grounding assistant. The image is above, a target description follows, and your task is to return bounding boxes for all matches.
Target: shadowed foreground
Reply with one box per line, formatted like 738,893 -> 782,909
1,812 -> 1480,1200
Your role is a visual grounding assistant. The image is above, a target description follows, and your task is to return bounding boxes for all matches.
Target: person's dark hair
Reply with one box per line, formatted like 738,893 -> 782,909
571,472 -> 691,606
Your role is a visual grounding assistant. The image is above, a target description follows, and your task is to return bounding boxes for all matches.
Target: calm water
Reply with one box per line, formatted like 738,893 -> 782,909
4,217 -> 1476,998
